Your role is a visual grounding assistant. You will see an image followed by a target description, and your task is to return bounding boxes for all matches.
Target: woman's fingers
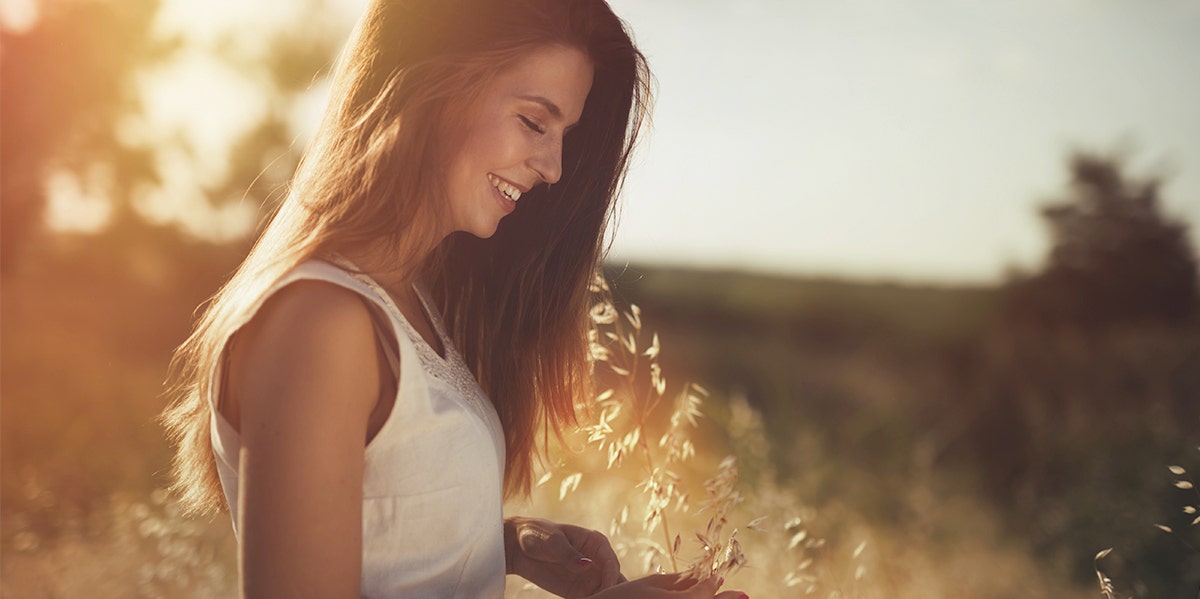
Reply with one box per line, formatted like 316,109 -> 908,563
600,553 -> 620,587
511,519 -> 577,564
594,573 -> 745,599
673,575 -> 746,598
524,522 -> 588,567
641,572 -> 712,594
675,575 -> 720,597
631,572 -> 693,591
561,524 -> 623,586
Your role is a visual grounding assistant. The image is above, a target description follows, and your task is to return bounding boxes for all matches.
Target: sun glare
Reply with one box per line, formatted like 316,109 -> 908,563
0,0 -> 37,31
131,145 -> 259,243
32,0 -> 353,240
45,168 -> 114,233
136,53 -> 268,181
152,0 -> 306,45
102,0 -> 333,241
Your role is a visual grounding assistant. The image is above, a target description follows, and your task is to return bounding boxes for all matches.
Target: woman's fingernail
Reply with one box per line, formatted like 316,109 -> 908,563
577,557 -> 593,566
739,594 -> 749,599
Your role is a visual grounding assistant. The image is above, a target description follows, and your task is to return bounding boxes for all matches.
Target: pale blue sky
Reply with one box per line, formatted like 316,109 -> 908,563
19,0 -> 1198,284
603,0 -> 1200,283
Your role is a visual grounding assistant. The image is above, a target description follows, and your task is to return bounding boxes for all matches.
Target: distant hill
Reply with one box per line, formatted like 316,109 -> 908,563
605,263 -> 1001,346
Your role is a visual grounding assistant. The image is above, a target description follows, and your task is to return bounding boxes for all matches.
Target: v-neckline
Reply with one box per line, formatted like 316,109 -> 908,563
326,254 -> 449,364
398,281 -> 446,361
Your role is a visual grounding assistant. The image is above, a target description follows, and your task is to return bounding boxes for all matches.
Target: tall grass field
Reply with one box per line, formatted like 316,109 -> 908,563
3,231 -> 1197,597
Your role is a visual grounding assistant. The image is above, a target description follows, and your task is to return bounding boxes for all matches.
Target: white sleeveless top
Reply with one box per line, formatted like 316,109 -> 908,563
208,258 -> 508,598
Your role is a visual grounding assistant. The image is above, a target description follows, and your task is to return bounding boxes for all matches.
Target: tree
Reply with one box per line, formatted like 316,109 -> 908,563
1005,150 -> 1199,327
1,0 -> 174,272
0,0 -> 342,274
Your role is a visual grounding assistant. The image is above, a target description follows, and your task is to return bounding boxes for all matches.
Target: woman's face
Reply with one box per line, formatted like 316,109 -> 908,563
444,44 -> 594,238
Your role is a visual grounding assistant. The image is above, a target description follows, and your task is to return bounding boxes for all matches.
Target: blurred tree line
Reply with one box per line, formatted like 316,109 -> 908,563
1,0 -> 170,271
1006,150 -> 1199,328
1,0 -> 341,274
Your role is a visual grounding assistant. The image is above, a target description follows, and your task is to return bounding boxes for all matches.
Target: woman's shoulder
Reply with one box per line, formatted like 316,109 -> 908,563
277,257 -> 366,290
233,276 -> 379,382
243,256 -> 386,343
251,277 -> 376,341
223,277 -> 383,432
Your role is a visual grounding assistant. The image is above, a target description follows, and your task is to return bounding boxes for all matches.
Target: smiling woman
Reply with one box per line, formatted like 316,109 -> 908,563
159,0 -> 745,597
446,45 -> 593,238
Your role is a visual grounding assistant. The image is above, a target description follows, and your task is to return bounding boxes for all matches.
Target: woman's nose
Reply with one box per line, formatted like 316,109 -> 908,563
528,138 -> 563,186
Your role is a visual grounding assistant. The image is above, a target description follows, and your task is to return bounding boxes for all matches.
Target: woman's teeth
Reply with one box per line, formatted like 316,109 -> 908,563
488,174 -> 521,202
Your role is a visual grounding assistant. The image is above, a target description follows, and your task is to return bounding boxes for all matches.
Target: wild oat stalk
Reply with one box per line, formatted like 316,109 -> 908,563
683,455 -> 750,581
1153,449 -> 1200,555
573,273 -> 750,576
780,515 -> 824,592
1095,448 -> 1200,599
565,274 -> 888,595
1093,548 -> 1117,599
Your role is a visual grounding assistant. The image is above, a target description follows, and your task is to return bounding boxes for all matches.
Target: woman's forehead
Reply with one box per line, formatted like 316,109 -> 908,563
491,45 -> 593,125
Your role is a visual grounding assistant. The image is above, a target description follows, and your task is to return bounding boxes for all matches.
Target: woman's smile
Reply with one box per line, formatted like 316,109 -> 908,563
487,173 -> 524,214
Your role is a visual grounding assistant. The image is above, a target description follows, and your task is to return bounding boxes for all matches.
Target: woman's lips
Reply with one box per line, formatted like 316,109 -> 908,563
489,178 -> 517,214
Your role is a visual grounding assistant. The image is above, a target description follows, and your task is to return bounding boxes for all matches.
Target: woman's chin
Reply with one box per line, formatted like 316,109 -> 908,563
464,221 -> 500,239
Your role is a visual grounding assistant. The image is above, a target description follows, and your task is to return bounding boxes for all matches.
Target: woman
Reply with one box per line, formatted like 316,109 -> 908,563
162,0 -> 747,597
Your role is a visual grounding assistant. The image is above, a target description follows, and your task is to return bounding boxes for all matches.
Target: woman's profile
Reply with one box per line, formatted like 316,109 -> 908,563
162,0 -> 747,597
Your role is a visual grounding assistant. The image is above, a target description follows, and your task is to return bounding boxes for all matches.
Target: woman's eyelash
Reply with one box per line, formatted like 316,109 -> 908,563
518,115 -> 545,135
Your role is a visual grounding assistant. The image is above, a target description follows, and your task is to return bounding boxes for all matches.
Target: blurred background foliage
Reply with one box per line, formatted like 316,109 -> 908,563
1,0 -> 171,270
2,0 -> 1198,597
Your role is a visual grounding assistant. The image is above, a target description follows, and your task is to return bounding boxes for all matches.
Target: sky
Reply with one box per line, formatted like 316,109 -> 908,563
12,0 -> 1200,284
602,0 -> 1200,283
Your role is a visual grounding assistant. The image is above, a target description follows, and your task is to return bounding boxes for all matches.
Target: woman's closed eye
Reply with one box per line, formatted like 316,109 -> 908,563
518,115 -> 546,135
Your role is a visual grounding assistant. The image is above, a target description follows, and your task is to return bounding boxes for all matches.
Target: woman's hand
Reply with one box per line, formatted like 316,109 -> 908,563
504,517 -> 627,598
587,573 -> 748,599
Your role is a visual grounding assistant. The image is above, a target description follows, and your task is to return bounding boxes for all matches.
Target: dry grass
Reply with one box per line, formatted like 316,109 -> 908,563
506,388 -> 1099,598
504,284 -> 1098,598
1095,451 -> 1200,599
2,491 -> 236,598
3,243 -> 1193,597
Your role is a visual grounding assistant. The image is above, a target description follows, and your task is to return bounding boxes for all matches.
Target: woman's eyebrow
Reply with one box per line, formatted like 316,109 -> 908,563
517,94 -> 563,119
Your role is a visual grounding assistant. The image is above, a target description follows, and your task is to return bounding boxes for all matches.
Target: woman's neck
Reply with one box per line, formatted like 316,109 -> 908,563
338,237 -> 439,293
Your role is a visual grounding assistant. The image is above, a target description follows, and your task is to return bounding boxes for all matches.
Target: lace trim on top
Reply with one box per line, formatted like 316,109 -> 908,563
325,256 -> 498,428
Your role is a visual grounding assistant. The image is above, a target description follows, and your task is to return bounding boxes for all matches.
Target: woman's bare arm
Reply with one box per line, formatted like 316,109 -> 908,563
225,280 -> 381,598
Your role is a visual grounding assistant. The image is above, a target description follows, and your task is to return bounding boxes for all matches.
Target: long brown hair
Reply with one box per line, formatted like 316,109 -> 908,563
161,0 -> 652,514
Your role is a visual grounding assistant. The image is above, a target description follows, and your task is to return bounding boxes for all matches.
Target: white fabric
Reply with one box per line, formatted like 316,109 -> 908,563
208,258 -> 507,598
